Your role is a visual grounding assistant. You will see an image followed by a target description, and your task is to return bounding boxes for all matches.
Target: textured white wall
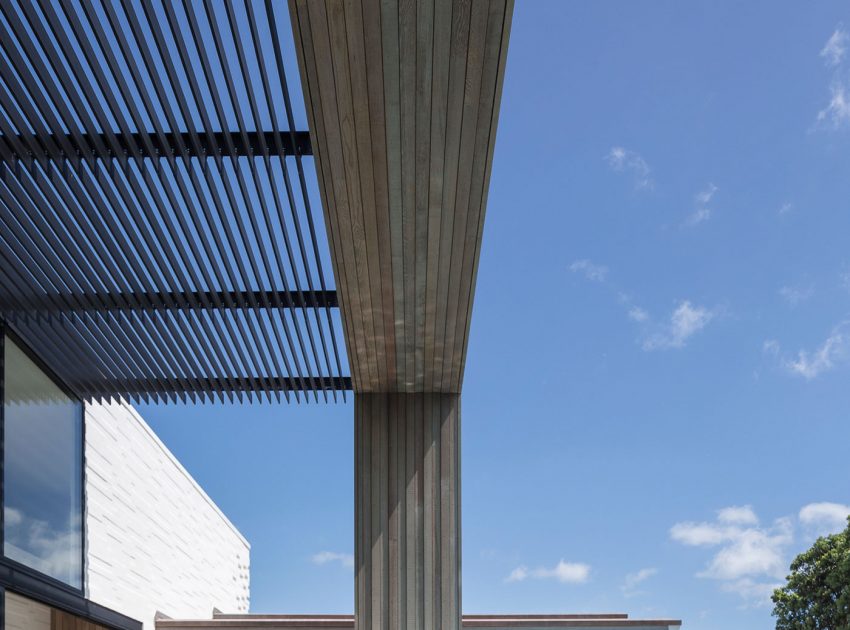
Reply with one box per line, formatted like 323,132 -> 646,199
84,401 -> 250,629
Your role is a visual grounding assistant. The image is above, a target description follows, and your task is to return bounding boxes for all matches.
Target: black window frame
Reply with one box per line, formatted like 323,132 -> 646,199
0,320 -> 139,630
0,321 -> 86,594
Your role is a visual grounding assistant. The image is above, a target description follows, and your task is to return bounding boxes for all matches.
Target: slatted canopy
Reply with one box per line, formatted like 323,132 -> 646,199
0,0 -> 350,403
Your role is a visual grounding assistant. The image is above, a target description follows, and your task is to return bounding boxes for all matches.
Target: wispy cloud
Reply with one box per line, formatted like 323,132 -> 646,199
799,502 -> 850,537
721,578 -> 780,604
311,551 -> 354,569
606,146 -> 653,190
817,28 -> 850,127
642,301 -> 714,350
818,82 -> 850,127
621,567 -> 658,597
685,184 -> 718,226
670,507 -> 792,606
778,285 -> 814,306
778,201 -> 793,215
769,322 -> 850,379
695,185 -> 718,206
569,259 -> 609,282
821,26 -> 848,67
506,560 -> 591,584
5,507 -> 23,527
568,265 -> 716,352
718,505 -> 759,526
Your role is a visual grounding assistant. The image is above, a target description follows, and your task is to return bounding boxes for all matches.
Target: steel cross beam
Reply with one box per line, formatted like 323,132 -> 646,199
3,131 -> 312,162
0,290 -> 339,313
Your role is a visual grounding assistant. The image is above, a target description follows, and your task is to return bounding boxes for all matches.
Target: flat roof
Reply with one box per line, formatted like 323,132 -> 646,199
157,613 -> 682,629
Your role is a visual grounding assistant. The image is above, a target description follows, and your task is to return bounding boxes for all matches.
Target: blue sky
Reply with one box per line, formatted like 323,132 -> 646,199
139,2 -> 850,629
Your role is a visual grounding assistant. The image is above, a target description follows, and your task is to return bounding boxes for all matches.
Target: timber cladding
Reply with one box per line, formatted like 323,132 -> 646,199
355,393 -> 462,630
52,609 -> 109,630
289,0 -> 515,393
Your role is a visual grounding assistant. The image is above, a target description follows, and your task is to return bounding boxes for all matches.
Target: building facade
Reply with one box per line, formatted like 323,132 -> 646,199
1,328 -> 250,630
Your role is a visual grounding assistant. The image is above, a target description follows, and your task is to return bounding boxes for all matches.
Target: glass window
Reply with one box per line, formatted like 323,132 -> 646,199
3,336 -> 83,589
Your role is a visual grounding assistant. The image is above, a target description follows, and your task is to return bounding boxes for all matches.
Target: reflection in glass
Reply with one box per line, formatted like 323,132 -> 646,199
3,337 -> 83,588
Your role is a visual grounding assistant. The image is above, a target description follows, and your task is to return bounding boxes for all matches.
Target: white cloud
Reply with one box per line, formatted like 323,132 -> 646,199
671,503 -> 850,606
799,502 -> 850,536
606,146 -> 653,190
821,27 -> 848,67
621,567 -> 658,597
817,27 -> 850,127
763,339 -> 780,356
778,201 -> 793,215
4,507 -> 22,527
718,505 -> 759,526
670,507 -> 792,606
506,560 -> 591,584
779,285 -> 814,306
721,578 -> 783,607
695,184 -> 718,206
670,521 -> 733,547
569,259 -> 608,282
783,323 -> 850,379
698,518 -> 792,581
642,301 -> 714,350
686,184 -> 718,226
4,509 -> 81,582
311,551 -> 354,569
628,306 -> 649,322
687,207 -> 712,225
506,566 -> 529,582
818,82 -> 850,127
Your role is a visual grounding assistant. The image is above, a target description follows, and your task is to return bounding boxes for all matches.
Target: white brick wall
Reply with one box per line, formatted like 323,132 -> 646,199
84,401 -> 250,629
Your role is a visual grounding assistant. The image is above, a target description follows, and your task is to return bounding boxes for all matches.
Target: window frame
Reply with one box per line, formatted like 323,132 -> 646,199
0,321 -> 139,630
0,321 -> 86,596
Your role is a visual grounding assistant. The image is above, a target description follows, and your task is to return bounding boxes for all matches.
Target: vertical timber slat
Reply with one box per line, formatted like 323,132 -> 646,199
354,393 -> 460,630
290,0 -> 513,392
292,1 -> 512,628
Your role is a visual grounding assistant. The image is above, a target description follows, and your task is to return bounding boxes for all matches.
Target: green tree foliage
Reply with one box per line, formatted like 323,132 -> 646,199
772,516 -> 850,630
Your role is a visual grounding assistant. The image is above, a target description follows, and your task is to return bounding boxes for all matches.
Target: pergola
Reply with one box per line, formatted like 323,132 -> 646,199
0,0 -> 514,628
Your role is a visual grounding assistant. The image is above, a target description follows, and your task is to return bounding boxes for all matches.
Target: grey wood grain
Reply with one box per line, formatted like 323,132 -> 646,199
289,0 -> 513,393
355,393 -> 460,630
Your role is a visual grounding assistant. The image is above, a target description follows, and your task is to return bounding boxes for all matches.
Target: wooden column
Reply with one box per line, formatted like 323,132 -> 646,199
355,393 -> 461,630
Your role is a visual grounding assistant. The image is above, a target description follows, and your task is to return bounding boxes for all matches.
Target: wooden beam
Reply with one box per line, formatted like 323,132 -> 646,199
290,0 -> 514,393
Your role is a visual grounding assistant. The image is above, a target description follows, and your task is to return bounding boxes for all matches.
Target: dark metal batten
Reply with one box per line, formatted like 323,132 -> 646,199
77,376 -> 354,397
0,290 -> 339,312
3,130 -> 312,162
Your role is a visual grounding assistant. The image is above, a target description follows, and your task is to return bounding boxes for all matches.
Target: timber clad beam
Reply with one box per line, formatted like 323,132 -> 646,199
290,0 -> 515,394
291,1 -> 514,628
